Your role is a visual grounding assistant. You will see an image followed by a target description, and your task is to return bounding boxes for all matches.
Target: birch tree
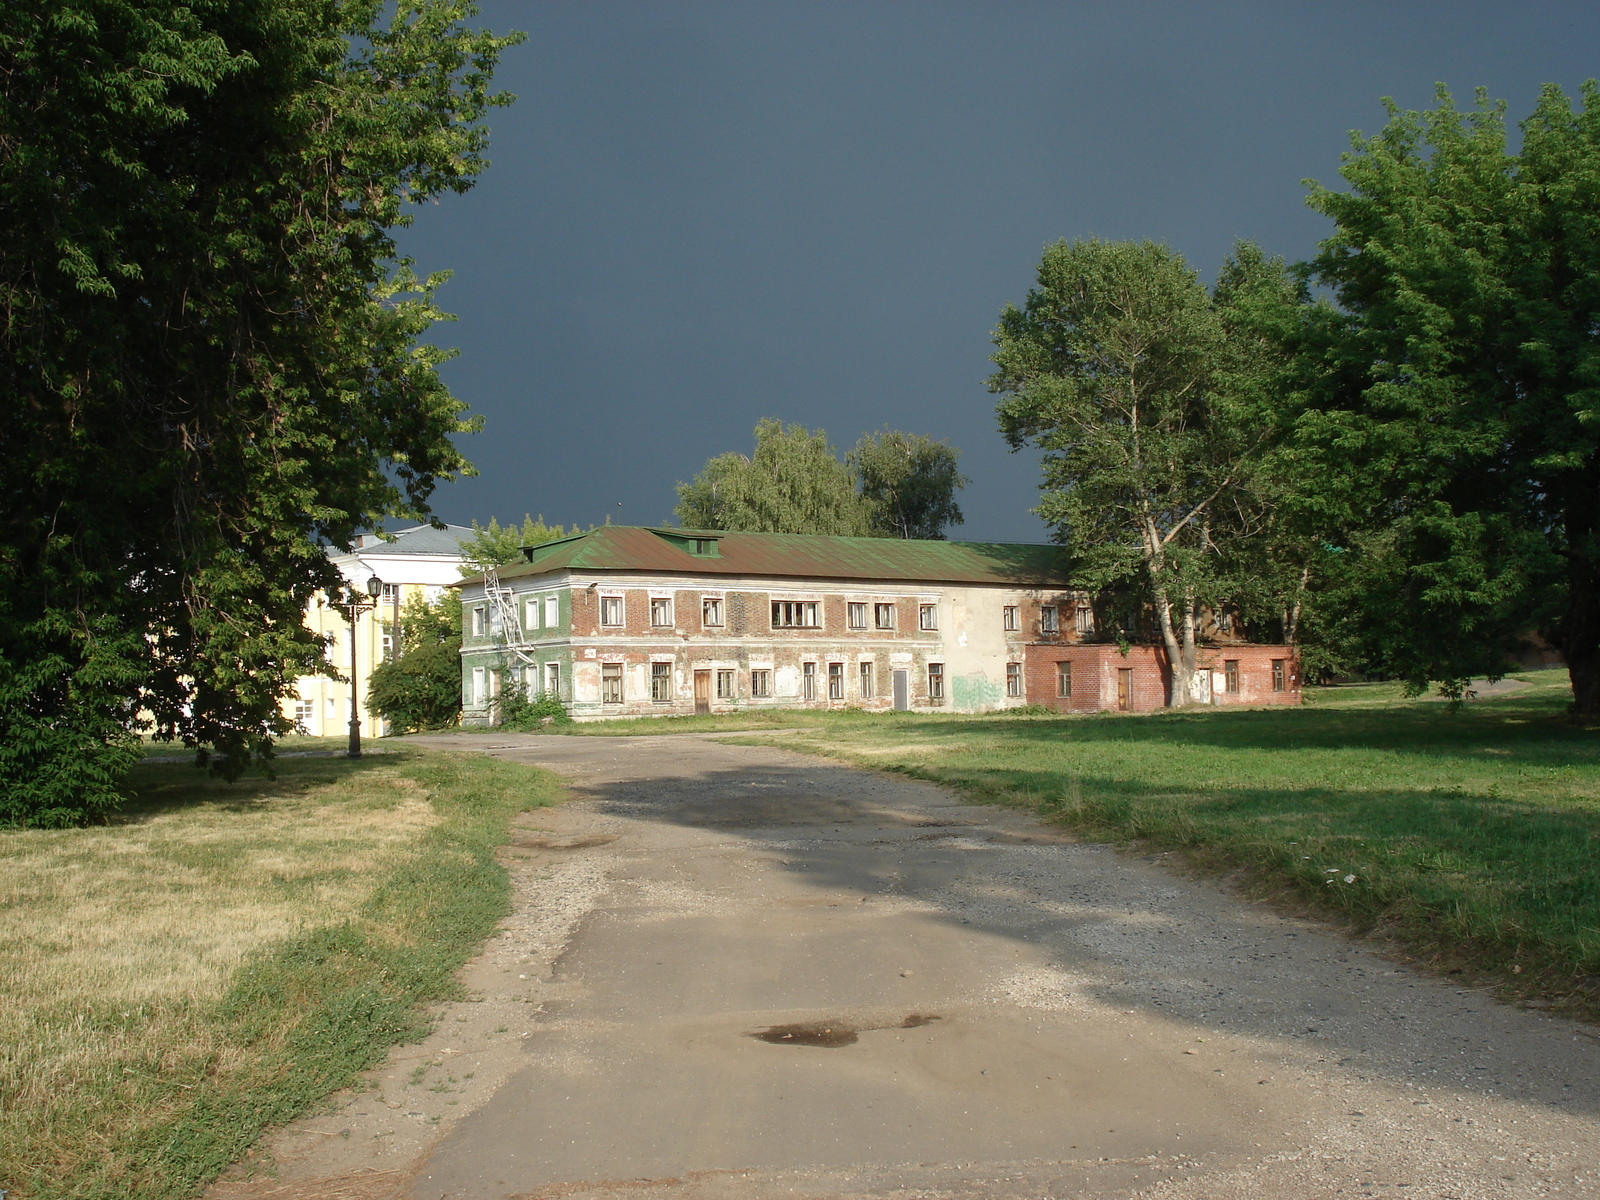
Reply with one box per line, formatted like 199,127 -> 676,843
989,239 -> 1297,706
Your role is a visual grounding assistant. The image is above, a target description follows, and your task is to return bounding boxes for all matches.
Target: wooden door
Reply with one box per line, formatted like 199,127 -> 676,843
693,670 -> 711,715
1116,668 -> 1133,711
1196,668 -> 1214,704
892,669 -> 910,711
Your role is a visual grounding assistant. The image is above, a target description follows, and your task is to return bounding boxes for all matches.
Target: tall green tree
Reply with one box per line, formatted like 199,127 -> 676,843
0,1 -> 521,823
674,419 -> 877,535
1299,83 -> 1600,704
849,429 -> 967,539
989,239 -> 1301,706
367,589 -> 463,733
459,514 -> 574,575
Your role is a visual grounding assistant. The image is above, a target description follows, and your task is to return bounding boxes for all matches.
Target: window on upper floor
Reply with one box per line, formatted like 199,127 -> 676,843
873,602 -> 896,630
772,600 -> 820,628
1003,605 -> 1019,632
919,604 -> 938,631
471,606 -> 487,637
381,583 -> 400,602
847,602 -> 868,630
600,595 -> 624,626
1075,605 -> 1095,635
650,596 -> 673,627
524,596 -> 541,630
544,594 -> 559,627
1039,605 -> 1059,634
702,597 -> 724,627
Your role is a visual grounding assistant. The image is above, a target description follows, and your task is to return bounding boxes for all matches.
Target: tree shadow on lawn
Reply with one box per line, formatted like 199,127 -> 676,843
116,753 -> 403,822
900,689 -> 1600,769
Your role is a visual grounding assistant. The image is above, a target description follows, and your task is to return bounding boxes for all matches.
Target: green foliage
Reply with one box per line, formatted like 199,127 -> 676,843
368,592 -> 463,733
675,419 -> 876,535
459,514 -> 574,575
0,1 -> 522,822
494,689 -> 570,730
988,238 -> 1303,704
849,429 -> 967,539
675,418 -> 966,538
1298,83 -> 1600,706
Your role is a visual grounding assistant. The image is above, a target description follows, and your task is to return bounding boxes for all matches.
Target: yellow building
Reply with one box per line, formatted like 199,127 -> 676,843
286,524 -> 474,738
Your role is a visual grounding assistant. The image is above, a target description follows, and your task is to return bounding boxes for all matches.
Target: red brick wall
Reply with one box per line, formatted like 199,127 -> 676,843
1023,643 -> 1300,712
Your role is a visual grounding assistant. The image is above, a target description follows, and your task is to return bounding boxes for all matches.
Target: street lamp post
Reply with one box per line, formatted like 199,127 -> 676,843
331,572 -> 384,759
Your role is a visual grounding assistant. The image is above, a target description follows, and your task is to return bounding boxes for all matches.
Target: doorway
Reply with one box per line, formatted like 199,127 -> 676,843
693,670 -> 711,715
892,669 -> 910,711
1195,668 -> 1214,704
1116,668 -> 1133,711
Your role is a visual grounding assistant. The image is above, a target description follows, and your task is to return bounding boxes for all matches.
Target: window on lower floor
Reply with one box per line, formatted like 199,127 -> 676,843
859,661 -> 875,698
802,661 -> 817,699
751,669 -> 771,698
650,597 -> 673,627
847,602 -> 867,630
828,661 -> 844,700
1006,662 -> 1022,697
1224,659 -> 1240,694
471,666 -> 486,706
601,662 -> 623,703
293,699 -> 314,731
544,662 -> 561,699
380,623 -> 396,662
1057,661 -> 1073,698
772,600 -> 820,628
927,662 -> 944,703
1040,605 -> 1059,634
1272,658 -> 1286,692
716,669 -> 735,699
650,661 -> 672,701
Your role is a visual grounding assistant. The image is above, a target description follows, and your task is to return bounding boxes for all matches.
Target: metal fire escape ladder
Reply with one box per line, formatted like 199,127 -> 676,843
483,564 -> 537,670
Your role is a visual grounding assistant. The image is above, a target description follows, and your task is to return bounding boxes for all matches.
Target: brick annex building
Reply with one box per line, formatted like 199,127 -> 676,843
455,526 -> 1300,723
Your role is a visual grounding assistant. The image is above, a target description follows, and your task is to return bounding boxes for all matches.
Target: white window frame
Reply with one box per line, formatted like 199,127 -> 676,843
927,662 -> 944,703
702,596 -> 724,627
544,594 -> 559,628
858,661 -> 875,699
601,662 -> 624,703
525,596 -> 541,630
715,669 -> 736,699
544,661 -> 561,698
827,661 -> 845,700
750,669 -> 772,698
1075,605 -> 1094,635
873,602 -> 895,630
771,600 -> 820,629
471,666 -> 486,706
1002,605 -> 1019,632
801,661 -> 817,700
1040,605 -> 1059,634
919,603 -> 938,631
649,596 -> 674,627
1006,662 -> 1023,697
847,602 -> 867,630
649,660 -> 672,702
471,606 -> 487,637
600,595 -> 625,627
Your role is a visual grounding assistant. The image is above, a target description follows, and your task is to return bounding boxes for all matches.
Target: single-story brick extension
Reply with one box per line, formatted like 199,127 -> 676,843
454,526 -> 1300,723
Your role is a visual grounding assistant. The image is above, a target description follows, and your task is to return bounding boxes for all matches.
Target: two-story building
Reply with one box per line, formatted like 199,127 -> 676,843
454,526 -> 1300,722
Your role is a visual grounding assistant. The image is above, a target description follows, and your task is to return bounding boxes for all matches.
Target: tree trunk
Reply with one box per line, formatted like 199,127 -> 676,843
1565,555 -> 1600,715
1152,583 -> 1201,707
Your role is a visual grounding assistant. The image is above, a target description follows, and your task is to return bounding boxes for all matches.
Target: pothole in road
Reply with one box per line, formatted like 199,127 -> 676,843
750,1014 -> 941,1048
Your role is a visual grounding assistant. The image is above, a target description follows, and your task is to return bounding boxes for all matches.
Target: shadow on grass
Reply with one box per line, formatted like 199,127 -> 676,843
118,753 -> 405,821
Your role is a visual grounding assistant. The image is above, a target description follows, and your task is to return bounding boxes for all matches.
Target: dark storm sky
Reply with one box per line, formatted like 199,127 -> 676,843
397,1 -> 1600,543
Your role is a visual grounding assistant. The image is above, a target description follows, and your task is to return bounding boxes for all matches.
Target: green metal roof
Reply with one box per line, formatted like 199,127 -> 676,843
465,526 -> 1068,588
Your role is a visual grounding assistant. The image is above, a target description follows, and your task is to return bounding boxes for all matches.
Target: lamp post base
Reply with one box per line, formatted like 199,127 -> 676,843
348,719 -> 362,759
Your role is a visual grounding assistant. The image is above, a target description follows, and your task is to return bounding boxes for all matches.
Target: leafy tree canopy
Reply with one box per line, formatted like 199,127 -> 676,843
459,514 -> 575,575
849,429 -> 967,539
1298,83 -> 1600,705
0,1 -> 522,824
674,418 -> 966,539
989,238 -> 1303,705
368,590 -> 463,734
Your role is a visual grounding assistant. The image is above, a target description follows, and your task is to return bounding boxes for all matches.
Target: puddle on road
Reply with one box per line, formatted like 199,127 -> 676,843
751,1014 -> 941,1049
511,833 -> 619,850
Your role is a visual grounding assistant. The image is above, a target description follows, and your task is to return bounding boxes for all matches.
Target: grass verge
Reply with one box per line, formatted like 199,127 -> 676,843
0,748 -> 559,1200
714,671 -> 1600,1016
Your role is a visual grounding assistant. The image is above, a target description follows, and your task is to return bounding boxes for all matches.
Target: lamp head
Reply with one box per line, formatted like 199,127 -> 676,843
366,574 -> 383,599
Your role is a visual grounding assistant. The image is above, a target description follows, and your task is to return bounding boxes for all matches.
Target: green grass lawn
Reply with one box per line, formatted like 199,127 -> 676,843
654,670 -> 1597,1012
1,747 -> 560,1200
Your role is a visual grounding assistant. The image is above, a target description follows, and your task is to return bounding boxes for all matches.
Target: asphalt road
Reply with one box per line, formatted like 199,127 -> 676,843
212,732 -> 1600,1200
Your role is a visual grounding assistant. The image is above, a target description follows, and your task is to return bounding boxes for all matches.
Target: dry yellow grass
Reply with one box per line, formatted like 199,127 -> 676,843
0,755 -> 445,1186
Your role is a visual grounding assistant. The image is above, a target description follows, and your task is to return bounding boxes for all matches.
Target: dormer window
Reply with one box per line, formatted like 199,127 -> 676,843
691,538 -> 718,556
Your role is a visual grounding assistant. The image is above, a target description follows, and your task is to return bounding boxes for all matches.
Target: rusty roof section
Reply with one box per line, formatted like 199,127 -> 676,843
462,526 -> 1068,588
